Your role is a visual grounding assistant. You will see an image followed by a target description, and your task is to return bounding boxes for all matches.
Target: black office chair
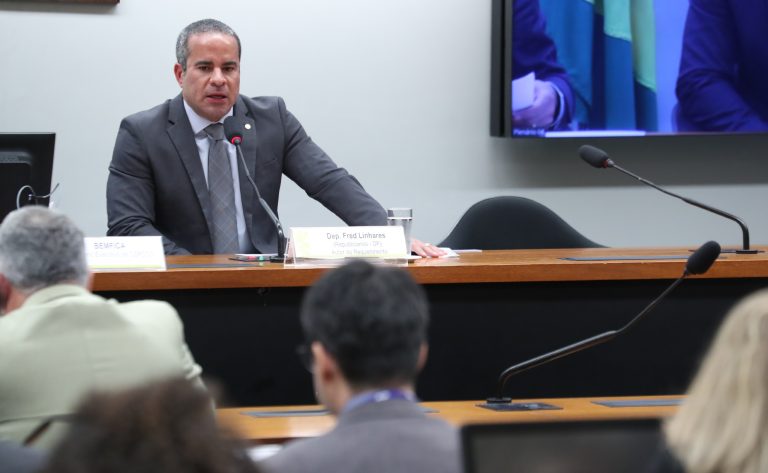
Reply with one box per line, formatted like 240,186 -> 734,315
438,196 -> 602,250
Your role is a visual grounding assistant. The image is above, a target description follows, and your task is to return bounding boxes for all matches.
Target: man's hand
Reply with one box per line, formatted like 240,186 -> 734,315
513,80 -> 558,129
411,238 -> 447,258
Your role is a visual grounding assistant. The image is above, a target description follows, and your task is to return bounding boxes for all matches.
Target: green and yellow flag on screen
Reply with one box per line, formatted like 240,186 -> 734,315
538,0 -> 657,131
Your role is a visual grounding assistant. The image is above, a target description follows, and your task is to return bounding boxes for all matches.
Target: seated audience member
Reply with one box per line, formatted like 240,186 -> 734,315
261,260 -> 460,473
651,289 -> 768,473
0,441 -> 45,473
0,207 -> 203,449
40,377 -> 259,473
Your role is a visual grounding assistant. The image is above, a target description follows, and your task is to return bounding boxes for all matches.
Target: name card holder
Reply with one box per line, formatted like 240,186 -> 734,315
286,226 -> 408,267
84,236 -> 166,271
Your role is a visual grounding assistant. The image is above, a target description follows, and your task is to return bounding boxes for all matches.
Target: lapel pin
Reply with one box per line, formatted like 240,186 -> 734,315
245,123 -> 252,130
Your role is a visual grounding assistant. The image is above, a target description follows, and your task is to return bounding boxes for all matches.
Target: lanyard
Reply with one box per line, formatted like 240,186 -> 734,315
343,389 -> 418,414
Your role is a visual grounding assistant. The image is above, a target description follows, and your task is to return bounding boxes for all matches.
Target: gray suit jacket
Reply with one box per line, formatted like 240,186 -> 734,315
261,400 -> 461,473
0,285 -> 203,449
107,94 -> 387,254
0,442 -> 44,473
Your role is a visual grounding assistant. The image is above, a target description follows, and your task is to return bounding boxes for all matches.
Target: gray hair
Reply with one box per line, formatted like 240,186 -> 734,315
0,206 -> 89,293
176,19 -> 241,72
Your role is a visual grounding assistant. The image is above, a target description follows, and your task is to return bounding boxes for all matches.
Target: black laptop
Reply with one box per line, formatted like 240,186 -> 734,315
461,418 -> 661,473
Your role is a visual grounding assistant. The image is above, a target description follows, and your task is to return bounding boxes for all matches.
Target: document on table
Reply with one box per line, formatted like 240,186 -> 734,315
512,72 -> 535,112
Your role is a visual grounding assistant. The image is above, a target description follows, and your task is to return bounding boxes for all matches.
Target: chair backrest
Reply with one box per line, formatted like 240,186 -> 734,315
461,418 -> 661,473
438,196 -> 602,250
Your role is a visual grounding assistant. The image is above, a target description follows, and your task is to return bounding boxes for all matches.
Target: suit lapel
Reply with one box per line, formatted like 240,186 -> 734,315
166,95 -> 213,233
234,96 -> 259,235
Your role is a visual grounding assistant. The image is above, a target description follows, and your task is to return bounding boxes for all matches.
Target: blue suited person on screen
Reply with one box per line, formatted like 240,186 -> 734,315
676,0 -> 768,132
511,0 -> 574,133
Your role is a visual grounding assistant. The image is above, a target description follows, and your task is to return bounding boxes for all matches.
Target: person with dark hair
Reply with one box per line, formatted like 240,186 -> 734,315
0,207 -> 202,450
261,260 -> 460,473
40,377 -> 260,473
106,19 -> 442,257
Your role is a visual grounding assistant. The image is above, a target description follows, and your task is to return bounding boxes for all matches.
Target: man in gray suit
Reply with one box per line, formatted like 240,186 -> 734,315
261,260 -> 460,473
107,19 -> 442,257
106,18 -> 388,256
0,207 -> 203,450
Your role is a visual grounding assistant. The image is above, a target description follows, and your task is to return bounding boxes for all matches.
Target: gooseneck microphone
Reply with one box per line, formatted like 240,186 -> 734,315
483,240 -> 721,410
223,116 -> 286,263
578,145 -> 759,254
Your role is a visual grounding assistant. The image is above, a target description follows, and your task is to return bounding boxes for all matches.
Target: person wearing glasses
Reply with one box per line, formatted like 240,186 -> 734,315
261,260 -> 459,473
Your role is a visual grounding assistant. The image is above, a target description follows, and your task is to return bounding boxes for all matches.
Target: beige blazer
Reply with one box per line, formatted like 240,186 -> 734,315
0,284 -> 203,449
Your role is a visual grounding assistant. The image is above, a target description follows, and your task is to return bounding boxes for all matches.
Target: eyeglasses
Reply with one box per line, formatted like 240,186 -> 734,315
295,343 -> 313,372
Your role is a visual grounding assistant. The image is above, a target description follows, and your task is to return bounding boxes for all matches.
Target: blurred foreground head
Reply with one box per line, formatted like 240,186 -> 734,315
666,289 -> 768,473
41,377 -> 260,473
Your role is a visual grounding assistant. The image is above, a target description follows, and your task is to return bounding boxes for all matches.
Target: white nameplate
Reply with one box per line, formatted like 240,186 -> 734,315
290,226 -> 407,260
84,236 -> 166,271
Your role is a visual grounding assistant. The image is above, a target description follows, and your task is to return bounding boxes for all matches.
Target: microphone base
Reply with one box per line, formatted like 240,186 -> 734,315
691,248 -> 763,254
269,255 -> 286,263
477,400 -> 562,411
734,249 -> 763,254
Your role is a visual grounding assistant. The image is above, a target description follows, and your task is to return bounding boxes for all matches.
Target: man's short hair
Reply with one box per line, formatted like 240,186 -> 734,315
176,18 -> 241,72
0,206 -> 88,292
300,260 -> 429,388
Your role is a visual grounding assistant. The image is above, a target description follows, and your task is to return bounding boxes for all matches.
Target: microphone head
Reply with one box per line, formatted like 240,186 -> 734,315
578,145 -> 613,168
686,241 -> 721,275
223,116 -> 244,145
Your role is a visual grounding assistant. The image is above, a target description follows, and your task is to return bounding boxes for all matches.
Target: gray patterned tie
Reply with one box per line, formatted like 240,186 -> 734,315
205,123 -> 239,254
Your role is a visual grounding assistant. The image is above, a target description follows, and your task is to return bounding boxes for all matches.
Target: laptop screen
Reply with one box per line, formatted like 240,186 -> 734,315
462,418 -> 661,473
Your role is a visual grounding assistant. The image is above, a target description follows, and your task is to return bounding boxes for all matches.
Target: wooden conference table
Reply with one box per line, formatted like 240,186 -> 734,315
217,395 -> 682,443
93,247 -> 768,406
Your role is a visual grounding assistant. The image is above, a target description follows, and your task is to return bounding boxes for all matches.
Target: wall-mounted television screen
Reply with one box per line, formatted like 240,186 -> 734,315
491,0 -> 768,138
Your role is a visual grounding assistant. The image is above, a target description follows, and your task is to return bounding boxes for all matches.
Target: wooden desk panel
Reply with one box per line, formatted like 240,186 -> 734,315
218,396 -> 681,443
92,247 -> 768,292
93,249 -> 768,405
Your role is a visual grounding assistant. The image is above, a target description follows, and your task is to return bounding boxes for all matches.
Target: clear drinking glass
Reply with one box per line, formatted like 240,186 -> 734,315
387,207 -> 413,255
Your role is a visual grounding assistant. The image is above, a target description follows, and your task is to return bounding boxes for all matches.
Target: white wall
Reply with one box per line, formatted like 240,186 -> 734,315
1,0 -> 766,249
